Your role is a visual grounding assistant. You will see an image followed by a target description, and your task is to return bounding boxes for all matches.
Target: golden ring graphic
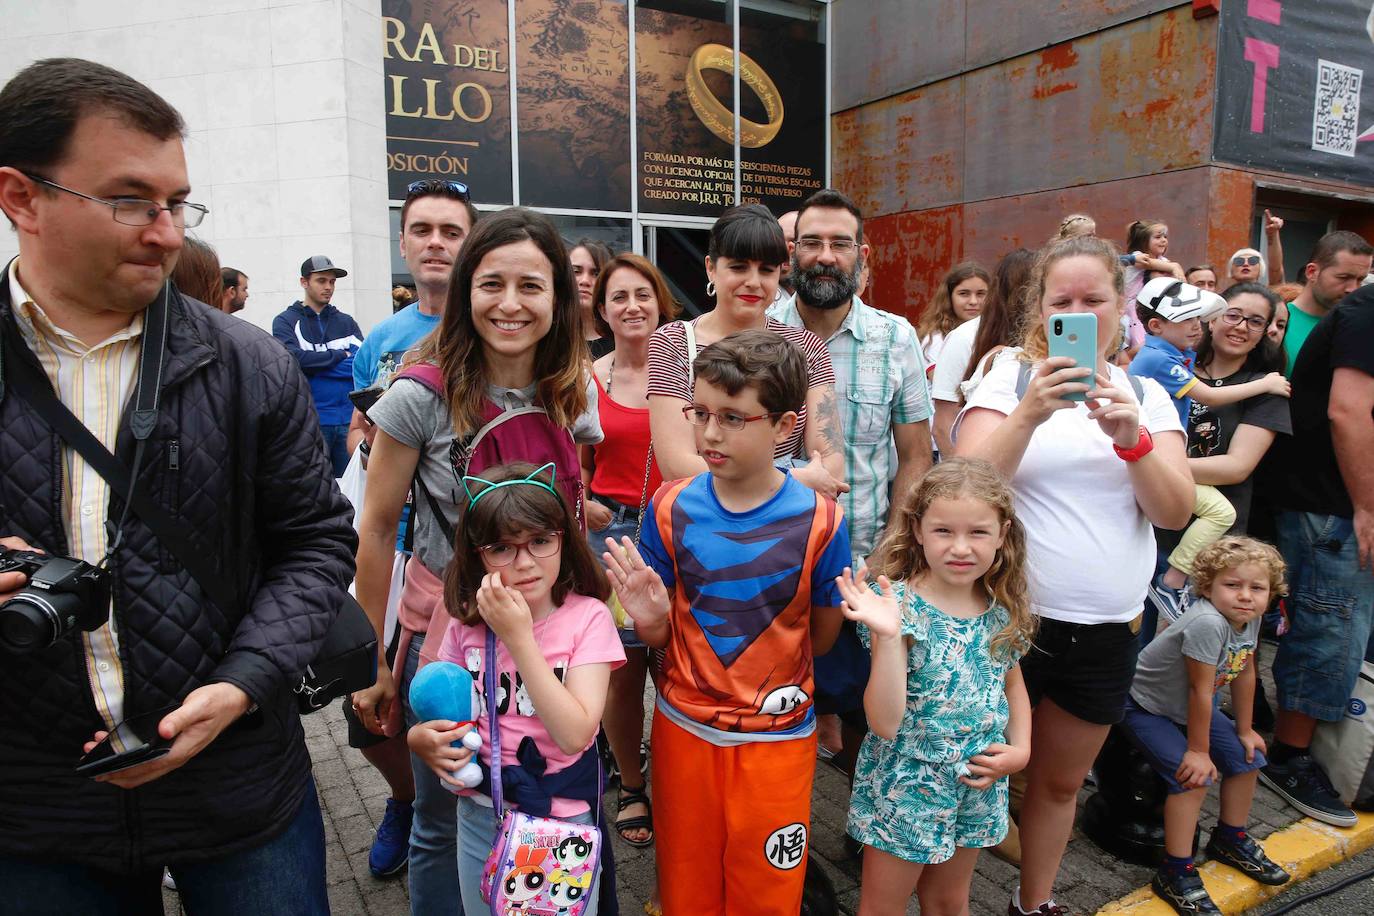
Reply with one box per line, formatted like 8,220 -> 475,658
685,43 -> 784,148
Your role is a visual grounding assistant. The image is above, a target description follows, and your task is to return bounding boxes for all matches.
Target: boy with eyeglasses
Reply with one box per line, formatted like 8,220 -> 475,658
605,329 -> 850,915
1131,279 -> 1289,623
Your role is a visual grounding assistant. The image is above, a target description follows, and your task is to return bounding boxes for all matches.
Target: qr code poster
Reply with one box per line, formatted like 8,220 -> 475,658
1312,59 -> 1363,158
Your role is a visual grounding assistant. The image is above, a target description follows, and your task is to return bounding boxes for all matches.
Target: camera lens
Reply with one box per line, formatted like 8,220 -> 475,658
0,596 -> 62,653
0,590 -> 71,656
1053,319 -> 1063,335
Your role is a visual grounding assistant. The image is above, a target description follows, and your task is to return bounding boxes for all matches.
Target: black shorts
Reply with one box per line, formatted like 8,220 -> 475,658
1021,617 -> 1139,726
342,626 -> 402,749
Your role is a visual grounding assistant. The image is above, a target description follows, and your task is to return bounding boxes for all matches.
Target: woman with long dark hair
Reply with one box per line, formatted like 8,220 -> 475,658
353,208 -> 603,910
929,249 -> 1034,454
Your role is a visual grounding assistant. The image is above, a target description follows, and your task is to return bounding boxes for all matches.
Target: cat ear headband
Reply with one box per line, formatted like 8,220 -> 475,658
461,462 -> 558,508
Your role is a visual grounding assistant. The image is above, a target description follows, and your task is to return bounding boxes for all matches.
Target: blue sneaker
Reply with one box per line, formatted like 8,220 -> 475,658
368,798 -> 414,878
1149,574 -> 1190,624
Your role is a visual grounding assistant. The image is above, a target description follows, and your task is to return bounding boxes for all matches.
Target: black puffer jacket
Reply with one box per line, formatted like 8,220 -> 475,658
0,278 -> 357,872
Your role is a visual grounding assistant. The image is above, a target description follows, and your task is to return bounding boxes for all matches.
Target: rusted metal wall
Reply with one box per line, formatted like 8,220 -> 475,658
863,169 -> 1216,322
831,78 -> 963,218
965,9 -> 1216,200
834,6 -> 1221,321
831,0 -> 1177,111
965,0 -> 1178,73
830,0 -> 964,111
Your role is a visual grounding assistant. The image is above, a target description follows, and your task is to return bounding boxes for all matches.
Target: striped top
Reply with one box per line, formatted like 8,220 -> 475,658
9,261 -> 143,729
646,316 -> 835,461
768,295 -> 931,560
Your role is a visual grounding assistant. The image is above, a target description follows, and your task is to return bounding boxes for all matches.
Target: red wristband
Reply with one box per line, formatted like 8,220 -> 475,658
1113,426 -> 1153,462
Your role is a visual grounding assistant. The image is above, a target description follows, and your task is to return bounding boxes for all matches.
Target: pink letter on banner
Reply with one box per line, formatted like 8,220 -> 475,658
1247,0 -> 1282,25
1244,38 -> 1280,133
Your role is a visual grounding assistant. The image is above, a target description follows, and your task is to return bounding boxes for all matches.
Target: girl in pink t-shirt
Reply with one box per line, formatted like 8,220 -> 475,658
409,462 -> 625,916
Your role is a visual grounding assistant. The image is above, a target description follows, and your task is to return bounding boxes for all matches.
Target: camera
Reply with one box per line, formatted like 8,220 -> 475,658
0,547 -> 110,654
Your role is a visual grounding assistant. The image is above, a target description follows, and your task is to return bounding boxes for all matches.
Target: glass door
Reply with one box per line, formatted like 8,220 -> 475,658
642,219 -> 714,318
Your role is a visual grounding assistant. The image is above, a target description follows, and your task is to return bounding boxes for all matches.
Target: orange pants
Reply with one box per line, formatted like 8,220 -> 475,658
651,711 -> 816,916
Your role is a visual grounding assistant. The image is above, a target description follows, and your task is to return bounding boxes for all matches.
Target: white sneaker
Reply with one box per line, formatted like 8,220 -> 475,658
162,868 -> 177,891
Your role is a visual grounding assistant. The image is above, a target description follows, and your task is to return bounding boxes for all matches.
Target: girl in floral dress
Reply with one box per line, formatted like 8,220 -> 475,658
837,458 -> 1036,915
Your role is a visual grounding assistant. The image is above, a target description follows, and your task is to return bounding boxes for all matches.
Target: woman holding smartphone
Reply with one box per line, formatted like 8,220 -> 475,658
954,235 -> 1193,916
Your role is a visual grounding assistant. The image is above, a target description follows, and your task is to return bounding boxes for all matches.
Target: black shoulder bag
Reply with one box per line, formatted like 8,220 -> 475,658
1,283 -> 375,714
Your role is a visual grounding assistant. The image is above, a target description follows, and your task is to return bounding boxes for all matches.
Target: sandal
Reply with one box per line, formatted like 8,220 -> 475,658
615,781 -> 654,848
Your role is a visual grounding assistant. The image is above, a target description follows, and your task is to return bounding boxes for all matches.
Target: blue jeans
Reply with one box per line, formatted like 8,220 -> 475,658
0,778 -> 328,915
401,636 -> 465,914
322,423 -> 350,478
1272,512 -> 1374,721
587,495 -> 645,649
455,794 -> 600,916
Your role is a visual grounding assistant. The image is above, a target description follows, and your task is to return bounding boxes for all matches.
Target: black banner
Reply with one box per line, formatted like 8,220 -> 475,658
382,0 -> 513,204
1215,0 -> 1374,184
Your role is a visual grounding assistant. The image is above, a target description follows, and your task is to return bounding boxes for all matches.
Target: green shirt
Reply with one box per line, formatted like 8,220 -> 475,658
1284,301 -> 1322,377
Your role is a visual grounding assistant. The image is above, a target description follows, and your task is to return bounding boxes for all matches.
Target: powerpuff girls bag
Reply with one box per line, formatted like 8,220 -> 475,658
480,629 -> 602,916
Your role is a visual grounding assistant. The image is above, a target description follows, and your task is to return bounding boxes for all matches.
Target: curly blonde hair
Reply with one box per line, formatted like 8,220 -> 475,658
869,458 -> 1035,660
1192,536 -> 1288,602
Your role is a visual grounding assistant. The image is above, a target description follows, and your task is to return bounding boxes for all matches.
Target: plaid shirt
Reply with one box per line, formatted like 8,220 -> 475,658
768,295 -> 932,560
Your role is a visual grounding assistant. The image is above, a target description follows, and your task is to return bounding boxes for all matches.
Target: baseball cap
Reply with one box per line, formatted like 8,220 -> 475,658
300,255 -> 348,279
1136,277 -> 1225,323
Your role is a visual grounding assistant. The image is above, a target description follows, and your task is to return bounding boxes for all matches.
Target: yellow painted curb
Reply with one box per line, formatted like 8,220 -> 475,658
1096,811 -> 1374,914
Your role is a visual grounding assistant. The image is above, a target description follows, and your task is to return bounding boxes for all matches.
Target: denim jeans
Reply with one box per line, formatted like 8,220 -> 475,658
1272,512 -> 1374,721
402,636 -> 464,914
0,778 -> 328,916
455,794 -> 600,916
587,495 -> 645,649
322,423 -> 350,478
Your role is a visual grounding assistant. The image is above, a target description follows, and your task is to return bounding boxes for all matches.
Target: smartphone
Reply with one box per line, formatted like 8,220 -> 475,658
1046,313 -> 1098,402
348,386 -> 383,419
74,705 -> 176,778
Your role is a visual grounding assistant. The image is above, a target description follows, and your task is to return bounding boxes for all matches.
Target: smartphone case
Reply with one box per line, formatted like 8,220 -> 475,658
1046,313 -> 1098,401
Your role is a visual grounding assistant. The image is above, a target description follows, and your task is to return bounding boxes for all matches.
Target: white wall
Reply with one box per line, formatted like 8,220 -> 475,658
0,0 -> 393,334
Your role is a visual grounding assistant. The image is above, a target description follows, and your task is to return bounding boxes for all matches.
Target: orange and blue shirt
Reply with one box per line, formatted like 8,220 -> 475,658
638,471 -> 849,744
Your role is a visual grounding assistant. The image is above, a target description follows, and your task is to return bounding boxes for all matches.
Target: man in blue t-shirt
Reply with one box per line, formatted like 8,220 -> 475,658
340,179 -> 478,889
347,181 -> 478,454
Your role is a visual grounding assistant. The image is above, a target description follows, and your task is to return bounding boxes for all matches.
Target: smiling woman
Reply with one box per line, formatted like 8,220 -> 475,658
646,203 -> 846,499
355,207 -> 605,914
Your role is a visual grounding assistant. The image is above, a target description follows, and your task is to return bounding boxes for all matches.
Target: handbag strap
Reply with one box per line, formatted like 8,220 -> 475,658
485,626 -> 504,814
631,443 -> 654,545
1,285 -> 235,614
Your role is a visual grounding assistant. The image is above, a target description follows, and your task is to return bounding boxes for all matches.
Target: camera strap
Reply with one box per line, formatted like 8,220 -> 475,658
1,284 -> 236,613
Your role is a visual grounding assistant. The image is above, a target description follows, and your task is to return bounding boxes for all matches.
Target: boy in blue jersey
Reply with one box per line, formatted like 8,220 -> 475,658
607,329 -> 850,915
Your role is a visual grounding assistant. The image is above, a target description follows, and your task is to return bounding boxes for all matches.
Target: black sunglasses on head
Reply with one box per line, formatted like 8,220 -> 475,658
407,179 -> 470,201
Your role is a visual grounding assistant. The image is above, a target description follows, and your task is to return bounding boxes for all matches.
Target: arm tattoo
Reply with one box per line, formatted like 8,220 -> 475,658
813,386 -> 844,456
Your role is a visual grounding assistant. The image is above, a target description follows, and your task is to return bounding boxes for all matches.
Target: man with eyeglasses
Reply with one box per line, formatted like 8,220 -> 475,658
342,177 -> 476,891
768,188 -> 932,777
272,255 -> 364,478
1281,230 -> 1373,376
0,58 -> 354,912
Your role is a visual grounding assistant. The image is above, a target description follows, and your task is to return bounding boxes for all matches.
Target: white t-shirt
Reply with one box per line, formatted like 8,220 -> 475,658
930,316 -> 980,402
920,330 -> 946,372
955,360 -> 1184,625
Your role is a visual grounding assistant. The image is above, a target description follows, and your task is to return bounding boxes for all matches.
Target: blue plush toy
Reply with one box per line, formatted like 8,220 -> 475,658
408,661 -> 484,791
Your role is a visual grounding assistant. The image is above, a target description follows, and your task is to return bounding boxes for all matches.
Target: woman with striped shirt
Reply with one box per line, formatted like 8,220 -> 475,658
647,204 -> 847,499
